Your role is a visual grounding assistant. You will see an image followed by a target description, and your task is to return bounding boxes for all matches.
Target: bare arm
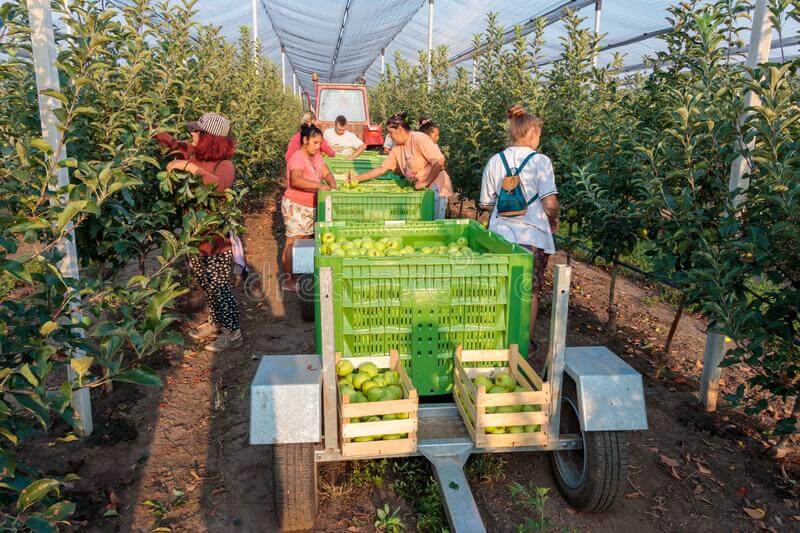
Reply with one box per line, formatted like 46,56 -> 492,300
542,195 -> 560,234
347,143 -> 368,160
354,165 -> 391,183
418,157 -> 445,189
322,164 -> 337,190
290,168 -> 325,191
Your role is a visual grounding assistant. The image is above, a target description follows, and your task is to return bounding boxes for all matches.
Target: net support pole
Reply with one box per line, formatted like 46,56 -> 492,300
281,45 -> 286,93
700,0 -> 772,412
251,0 -> 258,61
472,60 -> 477,84
427,0 -> 434,90
292,72 -> 297,96
593,0 -> 602,66
380,48 -> 385,76
27,0 -> 93,437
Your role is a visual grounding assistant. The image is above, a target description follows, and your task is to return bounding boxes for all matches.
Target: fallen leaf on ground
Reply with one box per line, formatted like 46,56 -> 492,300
625,492 -> 642,499
693,484 -> 704,495
697,463 -> 712,475
743,507 -> 766,519
660,454 -> 679,468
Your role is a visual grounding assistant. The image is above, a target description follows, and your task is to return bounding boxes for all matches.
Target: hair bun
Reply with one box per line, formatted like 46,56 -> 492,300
507,104 -> 526,119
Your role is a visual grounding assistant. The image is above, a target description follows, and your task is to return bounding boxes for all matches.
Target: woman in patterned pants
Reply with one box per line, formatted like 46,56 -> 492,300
157,112 -> 243,352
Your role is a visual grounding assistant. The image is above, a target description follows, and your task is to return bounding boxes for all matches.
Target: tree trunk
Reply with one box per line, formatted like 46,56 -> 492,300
772,395 -> 800,459
654,293 -> 686,379
607,257 -> 619,331
458,195 -> 465,218
663,293 -> 686,355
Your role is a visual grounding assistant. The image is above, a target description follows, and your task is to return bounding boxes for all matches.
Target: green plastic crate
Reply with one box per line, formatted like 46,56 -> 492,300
317,183 -> 434,222
324,155 -> 385,175
313,220 -> 533,395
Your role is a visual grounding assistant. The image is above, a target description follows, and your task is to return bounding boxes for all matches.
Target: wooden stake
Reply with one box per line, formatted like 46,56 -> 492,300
606,256 -> 619,331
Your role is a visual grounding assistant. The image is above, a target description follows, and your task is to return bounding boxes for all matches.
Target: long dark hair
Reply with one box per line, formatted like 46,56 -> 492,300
386,112 -> 410,131
300,123 -> 323,144
419,117 -> 438,135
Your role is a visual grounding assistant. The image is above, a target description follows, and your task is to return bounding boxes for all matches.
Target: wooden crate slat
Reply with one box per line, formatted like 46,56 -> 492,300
459,349 -> 510,362
340,396 -> 417,418
342,418 -> 417,438
453,388 -> 477,440
340,355 -> 392,367
515,355 -> 544,390
481,390 -> 547,407
479,431 -> 547,448
480,410 -> 547,427
341,437 -> 416,458
455,360 -> 478,399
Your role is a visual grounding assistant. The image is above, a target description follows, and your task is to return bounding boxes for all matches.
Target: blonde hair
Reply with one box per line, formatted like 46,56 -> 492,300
301,111 -> 316,124
506,104 -> 543,146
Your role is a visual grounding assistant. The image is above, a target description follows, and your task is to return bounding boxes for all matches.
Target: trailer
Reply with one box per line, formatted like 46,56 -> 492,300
251,260 -> 647,532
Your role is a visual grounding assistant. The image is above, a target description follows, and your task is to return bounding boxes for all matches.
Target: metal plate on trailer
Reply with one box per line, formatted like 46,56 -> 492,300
564,346 -> 648,432
250,354 -> 322,444
292,239 -> 315,274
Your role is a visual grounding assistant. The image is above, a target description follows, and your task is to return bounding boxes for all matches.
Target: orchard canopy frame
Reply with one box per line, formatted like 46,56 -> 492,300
27,0 -> 799,436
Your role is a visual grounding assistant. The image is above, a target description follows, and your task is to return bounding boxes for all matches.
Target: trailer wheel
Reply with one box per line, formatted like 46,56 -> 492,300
298,274 -> 314,322
273,443 -> 318,531
551,380 -> 628,513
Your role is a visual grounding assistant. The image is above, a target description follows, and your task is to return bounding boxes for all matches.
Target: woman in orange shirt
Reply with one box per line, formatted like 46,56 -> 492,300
351,113 -> 453,201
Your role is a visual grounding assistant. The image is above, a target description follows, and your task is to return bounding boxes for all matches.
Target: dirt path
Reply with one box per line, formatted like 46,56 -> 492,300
24,198 -> 799,532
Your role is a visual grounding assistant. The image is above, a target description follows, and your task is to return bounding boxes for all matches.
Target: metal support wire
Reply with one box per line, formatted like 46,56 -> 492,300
329,0 -> 353,81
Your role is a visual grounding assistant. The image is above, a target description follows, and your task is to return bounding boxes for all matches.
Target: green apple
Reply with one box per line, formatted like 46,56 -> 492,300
384,370 -> 400,386
333,248 -> 346,256
485,426 -> 506,434
350,392 -> 367,403
374,242 -> 387,253
339,384 -> 356,397
322,232 -> 336,244
366,416 -> 381,422
353,436 -> 375,442
345,248 -> 360,257
420,246 -> 433,255
523,424 -> 540,433
496,406 -> 515,414
456,237 -> 468,247
386,249 -> 400,257
489,385 -> 507,394
358,362 -> 379,377
395,412 -> 409,419
386,239 -> 401,250
401,245 -> 415,254
382,414 -> 397,421
320,244 -> 330,255
473,375 -> 493,390
361,380 -> 377,393
367,249 -> 381,257
328,242 -> 341,251
382,434 -> 404,440
336,359 -> 354,376
508,426 -> 525,434
365,387 -> 386,402
372,375 -> 387,387
352,372 -> 371,390
385,385 -> 403,400
486,406 -> 497,414
361,240 -> 375,250
340,241 -> 354,251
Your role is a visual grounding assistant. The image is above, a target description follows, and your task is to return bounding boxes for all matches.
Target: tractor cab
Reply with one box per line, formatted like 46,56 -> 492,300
312,73 -> 384,149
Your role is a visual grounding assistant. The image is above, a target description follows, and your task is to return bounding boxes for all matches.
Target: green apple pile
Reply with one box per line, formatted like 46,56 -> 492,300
335,359 -> 409,442
320,233 -> 478,258
335,179 -> 410,193
468,370 -> 541,435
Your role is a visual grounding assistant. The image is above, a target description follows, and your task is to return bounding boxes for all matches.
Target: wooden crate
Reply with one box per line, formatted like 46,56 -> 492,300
453,345 -> 550,449
337,350 -> 419,458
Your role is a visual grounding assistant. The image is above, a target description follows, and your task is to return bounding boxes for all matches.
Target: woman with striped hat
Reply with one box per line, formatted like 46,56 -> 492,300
155,112 -> 244,352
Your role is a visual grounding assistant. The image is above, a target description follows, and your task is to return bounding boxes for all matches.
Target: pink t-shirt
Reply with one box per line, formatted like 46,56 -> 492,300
285,150 -> 326,207
285,131 -> 335,162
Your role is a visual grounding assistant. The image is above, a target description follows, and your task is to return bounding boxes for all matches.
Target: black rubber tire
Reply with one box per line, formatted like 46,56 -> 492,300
273,443 -> 318,531
298,274 -> 314,322
550,379 -> 629,513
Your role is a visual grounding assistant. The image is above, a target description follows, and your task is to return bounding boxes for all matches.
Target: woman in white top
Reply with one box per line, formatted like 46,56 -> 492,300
479,105 -> 560,352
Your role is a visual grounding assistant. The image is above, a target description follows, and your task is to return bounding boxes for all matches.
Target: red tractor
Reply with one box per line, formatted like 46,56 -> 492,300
312,73 -> 384,149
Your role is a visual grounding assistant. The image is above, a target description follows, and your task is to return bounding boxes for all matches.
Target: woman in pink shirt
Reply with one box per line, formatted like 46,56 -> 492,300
351,113 -> 453,199
285,111 -> 335,162
281,123 -> 336,292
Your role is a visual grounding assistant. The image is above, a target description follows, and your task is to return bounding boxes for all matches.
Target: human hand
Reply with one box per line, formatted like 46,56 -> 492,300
166,159 -> 189,172
549,216 -> 560,235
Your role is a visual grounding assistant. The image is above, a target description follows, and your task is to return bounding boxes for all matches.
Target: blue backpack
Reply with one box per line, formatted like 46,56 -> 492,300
496,150 -> 538,217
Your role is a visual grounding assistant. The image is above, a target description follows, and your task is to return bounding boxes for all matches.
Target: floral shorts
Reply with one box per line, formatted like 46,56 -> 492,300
281,196 -> 315,237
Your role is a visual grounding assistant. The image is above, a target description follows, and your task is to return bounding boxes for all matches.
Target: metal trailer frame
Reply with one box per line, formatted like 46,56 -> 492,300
253,263 -> 647,532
